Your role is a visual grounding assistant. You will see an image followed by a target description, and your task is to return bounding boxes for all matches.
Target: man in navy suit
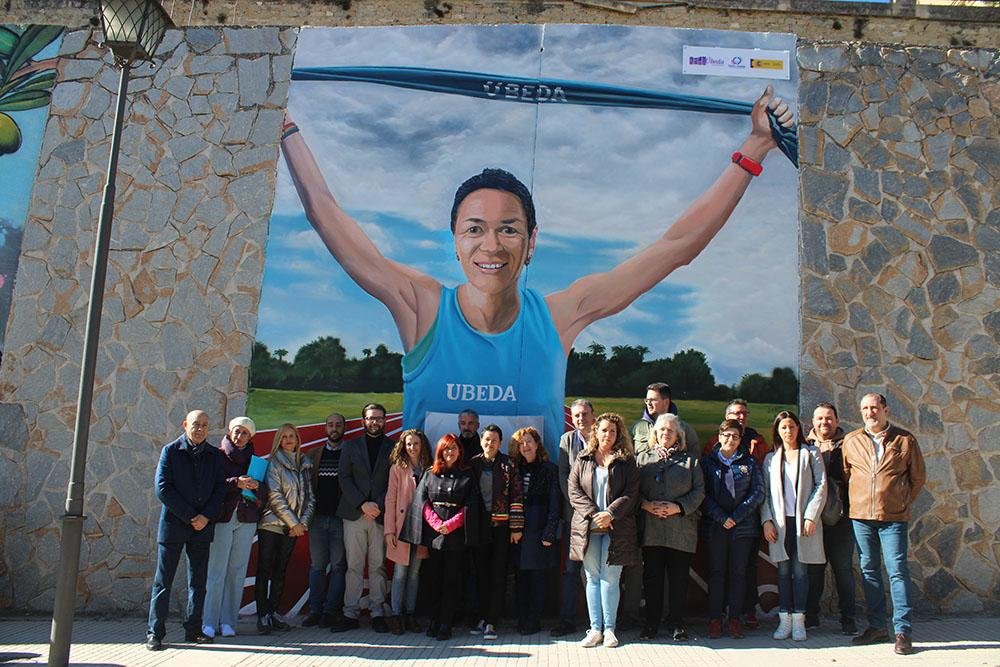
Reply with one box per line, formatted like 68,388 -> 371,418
145,409 -> 226,651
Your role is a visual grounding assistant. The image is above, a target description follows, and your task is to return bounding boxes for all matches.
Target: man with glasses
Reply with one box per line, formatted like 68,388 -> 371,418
332,403 -> 395,633
632,383 -> 700,460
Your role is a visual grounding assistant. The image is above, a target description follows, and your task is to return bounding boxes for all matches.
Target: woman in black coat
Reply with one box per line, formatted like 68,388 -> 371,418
701,418 -> 764,640
509,426 -> 560,635
399,432 -> 482,641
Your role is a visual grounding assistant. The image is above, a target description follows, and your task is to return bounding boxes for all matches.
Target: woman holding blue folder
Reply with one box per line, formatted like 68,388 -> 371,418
203,417 -> 261,639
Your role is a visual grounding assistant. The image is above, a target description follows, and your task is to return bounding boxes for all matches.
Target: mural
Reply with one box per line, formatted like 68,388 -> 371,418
0,24 -> 63,354
252,24 -> 799,456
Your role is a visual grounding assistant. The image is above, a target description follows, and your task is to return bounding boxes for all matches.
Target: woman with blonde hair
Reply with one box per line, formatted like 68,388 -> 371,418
568,412 -> 639,649
384,428 -> 432,633
509,426 -> 561,635
255,423 -> 314,634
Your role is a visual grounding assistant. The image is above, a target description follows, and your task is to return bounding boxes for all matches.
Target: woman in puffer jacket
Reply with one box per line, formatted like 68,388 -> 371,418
255,423 -> 315,634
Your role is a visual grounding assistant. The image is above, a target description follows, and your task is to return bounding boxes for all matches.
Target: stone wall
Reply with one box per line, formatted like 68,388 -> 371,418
797,44 -> 1000,613
0,23 -> 997,615
0,26 -> 296,610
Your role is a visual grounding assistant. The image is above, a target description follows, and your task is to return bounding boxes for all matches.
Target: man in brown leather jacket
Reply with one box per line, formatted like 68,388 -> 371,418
842,393 -> 925,656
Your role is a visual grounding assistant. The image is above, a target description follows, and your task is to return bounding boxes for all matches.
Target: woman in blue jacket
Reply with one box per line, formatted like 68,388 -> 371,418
701,418 -> 764,640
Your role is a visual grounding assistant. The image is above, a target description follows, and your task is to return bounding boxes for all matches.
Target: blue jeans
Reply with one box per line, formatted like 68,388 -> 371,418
147,540 -> 210,639
582,533 -> 622,631
308,514 -> 347,615
203,514 -> 256,629
776,524 -> 809,613
558,536 -> 583,624
390,549 -> 423,615
853,520 -> 913,635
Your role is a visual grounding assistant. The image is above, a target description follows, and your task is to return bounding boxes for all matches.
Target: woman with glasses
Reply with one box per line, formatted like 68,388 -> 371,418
399,433 -> 484,641
701,419 -> 764,639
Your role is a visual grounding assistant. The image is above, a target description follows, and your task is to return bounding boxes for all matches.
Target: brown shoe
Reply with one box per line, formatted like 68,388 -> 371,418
852,626 -> 889,645
729,618 -> 744,639
743,612 -> 759,630
708,618 -> 722,639
894,633 -> 914,655
387,615 -> 403,635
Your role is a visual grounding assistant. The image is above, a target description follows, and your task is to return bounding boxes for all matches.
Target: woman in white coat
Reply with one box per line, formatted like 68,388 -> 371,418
761,411 -> 826,641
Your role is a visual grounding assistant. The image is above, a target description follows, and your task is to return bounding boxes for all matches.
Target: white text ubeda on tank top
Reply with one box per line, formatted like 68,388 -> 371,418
445,383 -> 517,402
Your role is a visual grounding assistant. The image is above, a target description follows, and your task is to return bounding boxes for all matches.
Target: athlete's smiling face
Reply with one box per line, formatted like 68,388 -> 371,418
453,189 -> 536,296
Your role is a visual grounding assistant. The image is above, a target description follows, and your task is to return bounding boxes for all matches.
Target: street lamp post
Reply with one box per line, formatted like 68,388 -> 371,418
48,2 -> 173,665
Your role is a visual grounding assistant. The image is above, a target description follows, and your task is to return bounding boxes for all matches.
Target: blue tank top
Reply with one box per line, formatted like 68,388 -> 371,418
402,286 -> 566,460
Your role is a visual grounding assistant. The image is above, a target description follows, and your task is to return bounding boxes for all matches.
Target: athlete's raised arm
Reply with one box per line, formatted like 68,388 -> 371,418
546,86 -> 794,354
280,112 -> 441,351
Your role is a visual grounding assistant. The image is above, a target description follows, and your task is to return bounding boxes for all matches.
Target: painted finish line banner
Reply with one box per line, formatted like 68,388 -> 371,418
682,45 -> 792,80
291,65 -> 798,166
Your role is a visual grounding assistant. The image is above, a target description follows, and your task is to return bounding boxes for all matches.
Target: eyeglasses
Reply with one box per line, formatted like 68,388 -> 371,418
364,416 -> 386,422
719,432 -> 741,440
643,398 -> 662,404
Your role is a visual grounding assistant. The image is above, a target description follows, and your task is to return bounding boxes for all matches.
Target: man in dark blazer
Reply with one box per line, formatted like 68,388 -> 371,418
145,409 -> 226,651
330,403 -> 395,633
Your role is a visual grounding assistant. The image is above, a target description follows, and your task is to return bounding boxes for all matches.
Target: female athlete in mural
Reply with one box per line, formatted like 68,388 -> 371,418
280,87 -> 793,455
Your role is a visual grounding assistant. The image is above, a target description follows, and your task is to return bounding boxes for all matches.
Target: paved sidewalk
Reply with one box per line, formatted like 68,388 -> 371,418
2,615 -> 998,666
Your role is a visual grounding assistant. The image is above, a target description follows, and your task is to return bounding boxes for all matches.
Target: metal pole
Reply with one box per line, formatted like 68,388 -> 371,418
48,58 -> 132,667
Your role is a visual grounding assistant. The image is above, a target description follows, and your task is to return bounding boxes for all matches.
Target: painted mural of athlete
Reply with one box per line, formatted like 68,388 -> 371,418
280,88 -> 793,454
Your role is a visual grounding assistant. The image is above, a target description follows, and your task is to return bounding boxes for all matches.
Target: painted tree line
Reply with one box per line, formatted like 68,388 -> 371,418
251,338 -> 799,403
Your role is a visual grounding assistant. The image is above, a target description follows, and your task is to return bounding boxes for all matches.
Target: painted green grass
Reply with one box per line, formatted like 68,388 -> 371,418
249,388 -> 795,442
247,389 -> 404,430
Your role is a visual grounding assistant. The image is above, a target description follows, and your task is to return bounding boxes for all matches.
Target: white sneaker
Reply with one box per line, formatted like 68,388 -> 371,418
483,624 -> 498,640
791,613 -> 808,641
220,624 -> 236,637
580,629 -> 603,648
201,624 -> 215,638
603,629 -> 619,648
470,619 -> 486,635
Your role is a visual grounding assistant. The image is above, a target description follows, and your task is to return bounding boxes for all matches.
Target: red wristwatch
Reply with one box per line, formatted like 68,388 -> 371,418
731,151 -> 763,176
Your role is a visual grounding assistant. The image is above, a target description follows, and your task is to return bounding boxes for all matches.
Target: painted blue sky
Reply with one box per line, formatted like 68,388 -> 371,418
261,24 -> 799,386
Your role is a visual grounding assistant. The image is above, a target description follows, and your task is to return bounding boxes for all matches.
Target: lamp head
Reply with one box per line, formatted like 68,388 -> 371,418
99,0 -> 174,66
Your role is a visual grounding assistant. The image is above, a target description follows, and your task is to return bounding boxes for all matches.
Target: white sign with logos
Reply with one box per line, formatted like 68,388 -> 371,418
682,45 -> 791,80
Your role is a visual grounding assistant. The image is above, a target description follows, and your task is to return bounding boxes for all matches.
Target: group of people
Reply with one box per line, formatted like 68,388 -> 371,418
145,387 -> 925,657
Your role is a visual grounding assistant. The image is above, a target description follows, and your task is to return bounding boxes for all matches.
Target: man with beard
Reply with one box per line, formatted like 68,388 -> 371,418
843,393 -> 925,655
805,402 -> 856,635
332,404 -> 395,633
458,409 -> 483,459
305,412 -> 348,628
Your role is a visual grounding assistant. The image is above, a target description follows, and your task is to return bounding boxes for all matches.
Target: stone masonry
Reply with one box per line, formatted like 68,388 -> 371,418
0,26 -> 296,611
0,24 -> 997,616
798,44 -> 1000,613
